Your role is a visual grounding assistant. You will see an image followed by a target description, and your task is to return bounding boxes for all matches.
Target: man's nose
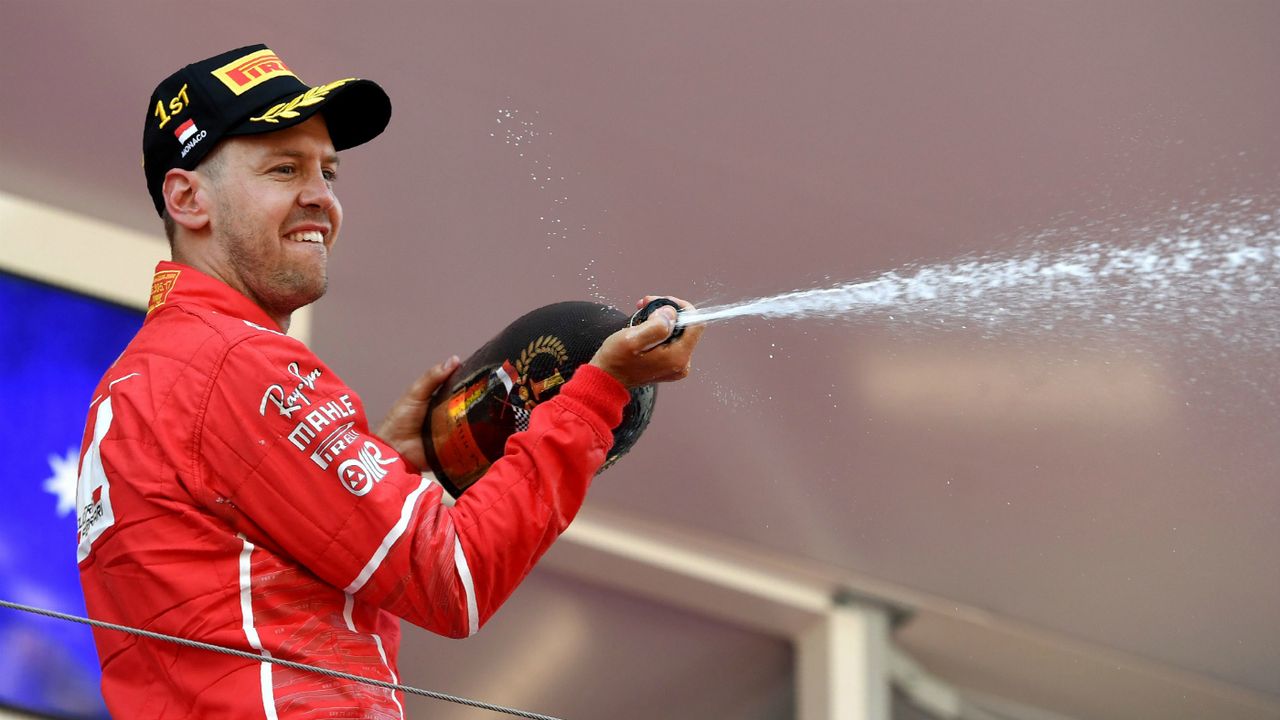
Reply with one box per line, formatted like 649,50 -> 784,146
298,169 -> 337,209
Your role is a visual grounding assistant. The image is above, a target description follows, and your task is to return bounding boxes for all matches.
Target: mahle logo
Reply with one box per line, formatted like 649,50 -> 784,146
211,49 -> 296,95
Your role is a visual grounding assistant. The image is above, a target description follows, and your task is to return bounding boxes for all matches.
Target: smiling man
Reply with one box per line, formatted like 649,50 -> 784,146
168,117 -> 341,328
75,44 -> 702,718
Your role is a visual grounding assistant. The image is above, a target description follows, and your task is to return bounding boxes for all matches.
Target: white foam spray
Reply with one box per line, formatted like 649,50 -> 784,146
678,198 -> 1280,354
492,102 -> 620,306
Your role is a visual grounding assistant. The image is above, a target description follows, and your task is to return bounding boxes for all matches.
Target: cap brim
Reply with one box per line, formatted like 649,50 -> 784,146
225,78 -> 391,151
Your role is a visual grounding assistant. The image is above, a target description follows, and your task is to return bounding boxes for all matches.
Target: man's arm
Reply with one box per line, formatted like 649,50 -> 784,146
195,298 -> 701,637
376,296 -> 704,465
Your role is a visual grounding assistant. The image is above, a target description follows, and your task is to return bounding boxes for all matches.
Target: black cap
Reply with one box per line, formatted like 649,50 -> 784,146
142,44 -> 391,216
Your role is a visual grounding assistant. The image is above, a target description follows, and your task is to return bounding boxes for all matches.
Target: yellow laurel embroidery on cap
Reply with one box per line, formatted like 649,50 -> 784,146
249,79 -> 355,124
211,49 -> 298,96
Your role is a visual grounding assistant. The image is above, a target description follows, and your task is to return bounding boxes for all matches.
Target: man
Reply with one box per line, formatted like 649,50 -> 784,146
75,44 -> 702,718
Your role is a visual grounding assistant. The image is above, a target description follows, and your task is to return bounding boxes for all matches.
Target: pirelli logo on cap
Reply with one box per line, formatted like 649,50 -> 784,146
211,49 -> 296,95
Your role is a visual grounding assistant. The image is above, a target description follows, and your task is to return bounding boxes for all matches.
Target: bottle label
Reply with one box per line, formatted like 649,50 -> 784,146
434,376 -> 491,487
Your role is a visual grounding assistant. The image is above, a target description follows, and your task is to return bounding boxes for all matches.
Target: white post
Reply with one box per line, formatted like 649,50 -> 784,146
796,596 -> 892,720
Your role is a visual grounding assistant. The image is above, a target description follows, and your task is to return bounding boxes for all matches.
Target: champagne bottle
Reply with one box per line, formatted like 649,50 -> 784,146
421,301 -> 659,497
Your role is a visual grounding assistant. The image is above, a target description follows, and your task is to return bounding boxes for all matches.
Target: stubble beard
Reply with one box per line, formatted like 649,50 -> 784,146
223,222 -> 328,319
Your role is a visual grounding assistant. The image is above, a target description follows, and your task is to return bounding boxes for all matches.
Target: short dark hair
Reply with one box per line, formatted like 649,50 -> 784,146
161,209 -> 177,245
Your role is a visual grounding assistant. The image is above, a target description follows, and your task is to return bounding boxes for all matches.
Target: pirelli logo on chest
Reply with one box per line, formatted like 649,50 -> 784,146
148,270 -> 181,314
211,49 -> 296,95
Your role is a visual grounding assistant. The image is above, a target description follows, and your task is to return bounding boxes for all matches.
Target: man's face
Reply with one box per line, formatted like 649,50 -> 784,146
202,115 -> 342,319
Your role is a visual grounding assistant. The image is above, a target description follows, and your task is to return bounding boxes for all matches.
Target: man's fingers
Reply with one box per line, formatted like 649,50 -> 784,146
592,294 -> 702,387
677,317 -> 704,344
375,355 -> 457,452
635,295 -> 701,343
428,355 -> 461,390
636,295 -> 695,311
436,355 -> 461,378
629,307 -> 678,352
409,355 -> 460,401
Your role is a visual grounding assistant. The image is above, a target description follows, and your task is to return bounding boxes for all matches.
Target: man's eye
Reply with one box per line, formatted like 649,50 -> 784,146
273,165 -> 296,175
322,169 -> 338,182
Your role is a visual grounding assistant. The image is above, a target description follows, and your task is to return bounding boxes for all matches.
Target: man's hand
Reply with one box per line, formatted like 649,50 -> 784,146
375,355 -> 460,473
589,295 -> 706,388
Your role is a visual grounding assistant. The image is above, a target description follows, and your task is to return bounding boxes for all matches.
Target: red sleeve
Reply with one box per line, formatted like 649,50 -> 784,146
444,363 -> 628,627
196,332 -> 628,637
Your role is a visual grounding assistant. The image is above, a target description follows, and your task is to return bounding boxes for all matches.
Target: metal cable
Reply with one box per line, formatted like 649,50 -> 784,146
0,599 -> 562,720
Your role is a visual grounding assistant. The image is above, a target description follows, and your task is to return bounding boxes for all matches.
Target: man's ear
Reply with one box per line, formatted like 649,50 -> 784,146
162,168 -> 210,232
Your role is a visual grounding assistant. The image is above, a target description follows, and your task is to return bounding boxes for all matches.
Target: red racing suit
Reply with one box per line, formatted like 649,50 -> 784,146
75,261 -> 629,718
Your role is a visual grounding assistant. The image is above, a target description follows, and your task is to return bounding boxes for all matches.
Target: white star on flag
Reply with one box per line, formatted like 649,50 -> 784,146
44,448 -> 80,518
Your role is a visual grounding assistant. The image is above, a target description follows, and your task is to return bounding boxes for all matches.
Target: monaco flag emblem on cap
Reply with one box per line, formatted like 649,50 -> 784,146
173,119 -> 199,145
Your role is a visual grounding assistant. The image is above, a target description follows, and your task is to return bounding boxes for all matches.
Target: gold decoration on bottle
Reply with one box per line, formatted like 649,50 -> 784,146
516,335 -> 568,377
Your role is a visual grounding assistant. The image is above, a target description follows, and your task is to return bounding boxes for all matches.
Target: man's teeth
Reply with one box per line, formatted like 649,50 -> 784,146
286,231 -> 324,244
